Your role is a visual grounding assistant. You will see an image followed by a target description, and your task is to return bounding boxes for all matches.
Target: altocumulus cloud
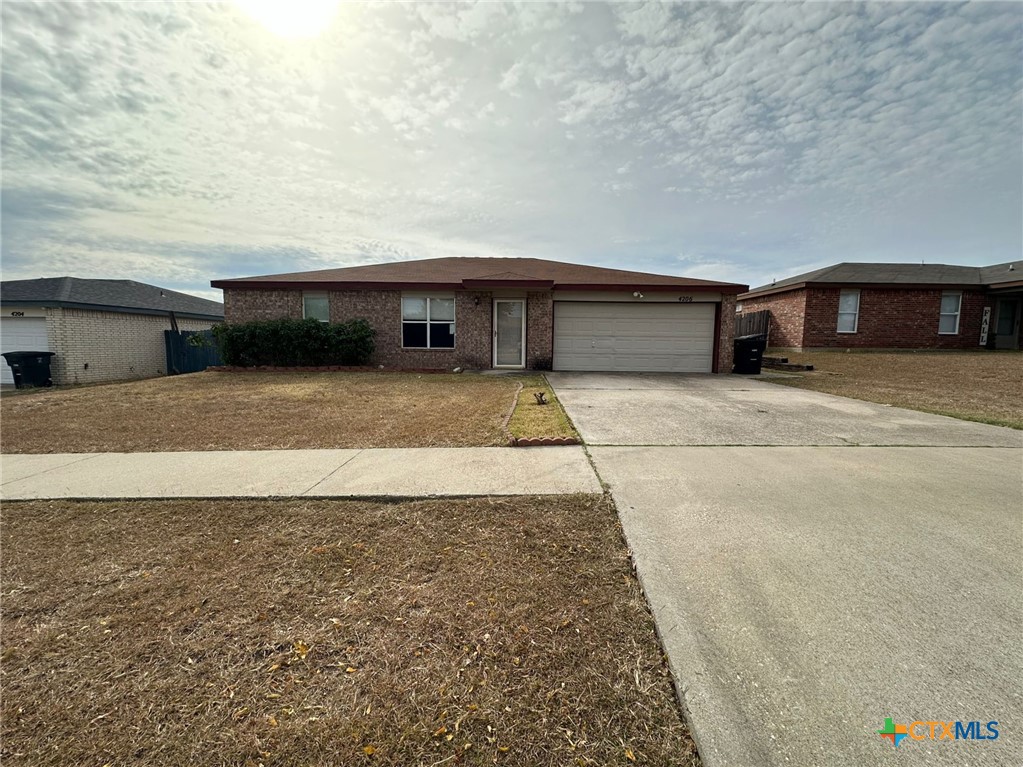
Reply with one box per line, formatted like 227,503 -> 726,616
1,1 -> 1020,298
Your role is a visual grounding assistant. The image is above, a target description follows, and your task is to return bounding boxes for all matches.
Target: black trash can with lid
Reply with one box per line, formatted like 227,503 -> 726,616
732,335 -> 767,375
2,351 -> 55,389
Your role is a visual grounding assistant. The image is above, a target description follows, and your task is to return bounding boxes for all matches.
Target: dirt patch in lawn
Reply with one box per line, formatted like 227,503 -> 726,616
769,351 -> 1023,429
0,372 -> 520,453
1,496 -> 697,767
507,375 -> 579,442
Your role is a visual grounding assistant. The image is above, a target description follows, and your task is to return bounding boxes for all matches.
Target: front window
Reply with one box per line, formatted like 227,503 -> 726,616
837,289 -> 859,333
938,291 -> 962,334
303,292 -> 329,322
402,296 -> 455,348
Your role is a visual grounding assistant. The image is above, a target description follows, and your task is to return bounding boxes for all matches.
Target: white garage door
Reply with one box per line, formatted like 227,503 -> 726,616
554,301 -> 716,373
1,317 -> 49,385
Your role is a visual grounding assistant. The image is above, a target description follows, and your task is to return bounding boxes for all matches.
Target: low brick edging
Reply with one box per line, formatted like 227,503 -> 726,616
511,436 -> 581,446
207,365 -> 451,373
501,381 -> 524,446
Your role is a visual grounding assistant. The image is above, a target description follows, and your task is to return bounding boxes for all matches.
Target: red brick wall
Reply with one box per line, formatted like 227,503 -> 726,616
329,290 -> 493,368
740,290 -> 807,349
224,287 -> 494,369
223,289 -> 302,322
803,287 -> 988,349
526,291 -> 553,369
718,294 -> 736,373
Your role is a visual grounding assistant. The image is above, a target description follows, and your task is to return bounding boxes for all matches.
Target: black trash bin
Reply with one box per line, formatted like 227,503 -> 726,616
2,351 -> 55,389
732,334 -> 767,375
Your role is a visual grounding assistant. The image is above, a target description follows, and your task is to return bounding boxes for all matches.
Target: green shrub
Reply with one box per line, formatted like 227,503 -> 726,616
212,318 -> 375,367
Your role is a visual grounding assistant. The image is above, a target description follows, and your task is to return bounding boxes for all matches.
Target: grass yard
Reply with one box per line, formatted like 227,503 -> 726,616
769,350 -> 1023,429
0,372 -> 522,453
0,496 -> 697,767
507,376 -> 579,442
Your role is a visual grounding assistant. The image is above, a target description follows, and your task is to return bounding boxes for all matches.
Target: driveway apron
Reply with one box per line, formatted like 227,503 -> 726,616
548,372 -> 1023,767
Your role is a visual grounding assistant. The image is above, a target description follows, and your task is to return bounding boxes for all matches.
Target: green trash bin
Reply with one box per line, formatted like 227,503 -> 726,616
2,351 -> 55,388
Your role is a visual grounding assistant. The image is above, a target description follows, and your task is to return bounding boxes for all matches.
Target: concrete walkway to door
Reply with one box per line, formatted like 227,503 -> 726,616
548,372 -> 1023,767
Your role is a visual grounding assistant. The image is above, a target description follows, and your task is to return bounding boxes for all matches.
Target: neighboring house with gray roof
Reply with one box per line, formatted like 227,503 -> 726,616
738,261 -> 1023,351
1,277 -> 223,385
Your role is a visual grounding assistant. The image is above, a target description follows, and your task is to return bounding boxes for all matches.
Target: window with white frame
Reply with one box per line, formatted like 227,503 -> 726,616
402,296 -> 455,348
938,291 -> 962,334
303,292 -> 329,322
837,289 -> 860,333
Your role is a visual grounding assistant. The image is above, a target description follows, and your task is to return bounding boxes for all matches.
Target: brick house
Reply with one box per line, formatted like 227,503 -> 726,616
0,277 -> 224,385
211,257 -> 748,373
738,262 -> 1023,351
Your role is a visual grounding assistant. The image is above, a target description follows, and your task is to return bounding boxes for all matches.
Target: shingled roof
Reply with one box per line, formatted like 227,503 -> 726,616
1,277 -> 224,320
742,260 -> 1022,299
211,256 -> 747,293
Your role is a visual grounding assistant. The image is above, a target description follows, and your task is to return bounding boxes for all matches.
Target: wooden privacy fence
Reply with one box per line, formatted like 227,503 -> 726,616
164,329 -> 221,375
735,309 -> 770,339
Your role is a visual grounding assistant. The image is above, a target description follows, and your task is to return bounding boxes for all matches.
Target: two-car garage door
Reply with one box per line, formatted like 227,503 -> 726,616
553,301 -> 716,373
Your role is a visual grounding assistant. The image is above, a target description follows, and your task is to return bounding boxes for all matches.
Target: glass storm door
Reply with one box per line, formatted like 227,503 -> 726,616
995,299 -> 1020,350
494,300 -> 525,368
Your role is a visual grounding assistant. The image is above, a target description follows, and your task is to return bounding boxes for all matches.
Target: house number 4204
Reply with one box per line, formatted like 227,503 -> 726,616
678,296 -> 694,303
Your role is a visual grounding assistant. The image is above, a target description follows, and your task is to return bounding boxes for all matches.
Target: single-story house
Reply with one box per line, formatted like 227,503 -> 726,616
211,257 -> 748,373
738,261 -> 1022,351
1,277 -> 224,386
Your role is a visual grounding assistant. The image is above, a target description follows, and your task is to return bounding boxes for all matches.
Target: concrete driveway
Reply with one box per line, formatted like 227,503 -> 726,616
548,372 -> 1023,766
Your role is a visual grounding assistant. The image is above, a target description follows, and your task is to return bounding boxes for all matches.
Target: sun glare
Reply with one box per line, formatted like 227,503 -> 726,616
234,0 -> 339,38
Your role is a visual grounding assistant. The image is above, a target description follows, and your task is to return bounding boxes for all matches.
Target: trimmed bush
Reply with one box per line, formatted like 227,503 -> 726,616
212,318 -> 375,367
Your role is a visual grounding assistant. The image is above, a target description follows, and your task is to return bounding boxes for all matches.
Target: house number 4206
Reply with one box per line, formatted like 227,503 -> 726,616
678,296 -> 694,303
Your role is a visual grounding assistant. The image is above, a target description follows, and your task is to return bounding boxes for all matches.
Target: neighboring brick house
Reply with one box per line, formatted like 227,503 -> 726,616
211,257 -> 748,373
0,277 -> 223,385
738,262 -> 1023,351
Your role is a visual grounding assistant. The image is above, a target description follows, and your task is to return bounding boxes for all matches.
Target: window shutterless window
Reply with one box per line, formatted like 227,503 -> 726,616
938,291 -> 962,334
402,296 -> 455,348
837,289 -> 859,333
303,292 -> 329,322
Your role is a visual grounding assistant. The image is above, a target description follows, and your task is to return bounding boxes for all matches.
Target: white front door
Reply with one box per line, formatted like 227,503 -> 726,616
493,300 -> 526,368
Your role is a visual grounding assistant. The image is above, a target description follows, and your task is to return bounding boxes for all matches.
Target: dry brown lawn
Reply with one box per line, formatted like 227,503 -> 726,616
507,376 -> 579,441
0,496 -> 697,767
770,351 -> 1023,429
0,372 -> 521,453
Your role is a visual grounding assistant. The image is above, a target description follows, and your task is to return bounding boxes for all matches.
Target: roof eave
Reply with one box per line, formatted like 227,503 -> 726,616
0,298 -> 222,320
556,282 -> 746,294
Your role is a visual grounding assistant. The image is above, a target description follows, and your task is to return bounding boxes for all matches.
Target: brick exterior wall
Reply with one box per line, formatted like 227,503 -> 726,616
46,307 -> 217,385
526,291 -> 553,369
326,289 -> 492,369
803,287 -> 988,349
742,286 -> 989,350
223,286 -> 737,372
740,290 -> 807,349
717,294 -> 736,373
224,289 -> 302,322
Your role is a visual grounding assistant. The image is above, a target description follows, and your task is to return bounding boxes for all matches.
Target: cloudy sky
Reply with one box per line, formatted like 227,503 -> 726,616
2,1 -> 1021,300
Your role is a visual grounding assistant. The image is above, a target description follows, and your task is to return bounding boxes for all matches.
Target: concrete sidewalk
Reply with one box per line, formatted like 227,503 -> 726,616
0,447 -> 601,500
